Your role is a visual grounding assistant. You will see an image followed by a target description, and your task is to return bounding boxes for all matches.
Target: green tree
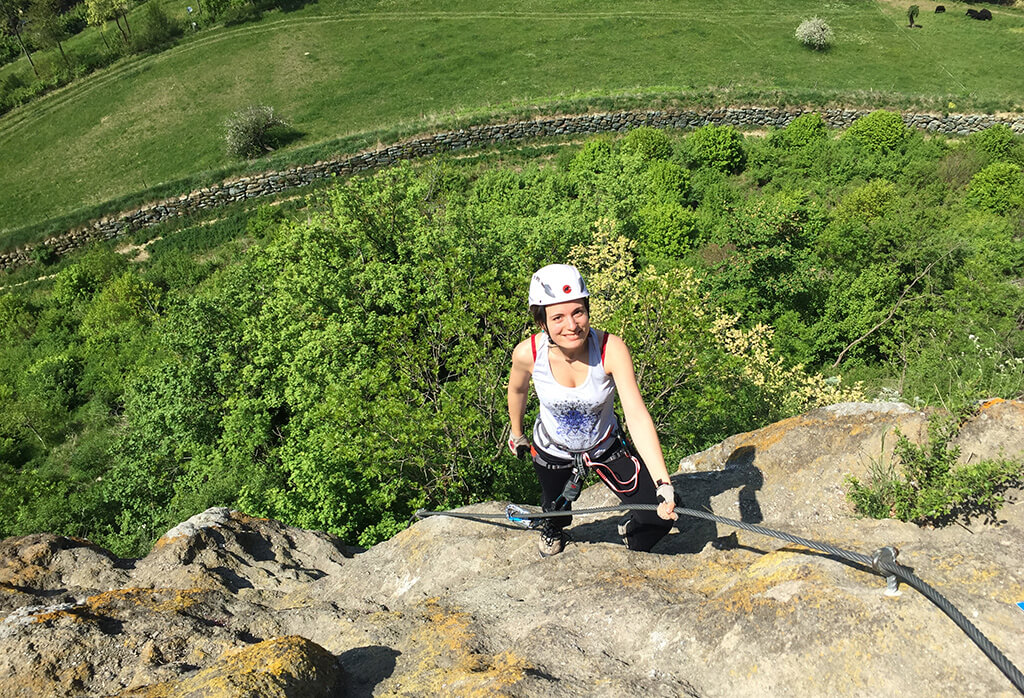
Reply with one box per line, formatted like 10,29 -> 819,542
686,125 -> 746,174
85,0 -> 128,42
844,110 -> 910,154
965,162 -> 1024,215
0,0 -> 37,75
27,0 -> 69,66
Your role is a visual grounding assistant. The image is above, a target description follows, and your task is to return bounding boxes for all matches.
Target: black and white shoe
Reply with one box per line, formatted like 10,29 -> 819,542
538,525 -> 568,557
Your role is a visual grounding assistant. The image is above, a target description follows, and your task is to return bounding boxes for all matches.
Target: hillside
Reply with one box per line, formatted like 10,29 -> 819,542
2,0 -> 1024,236
2,119 -> 1023,561
1,401 -> 1022,696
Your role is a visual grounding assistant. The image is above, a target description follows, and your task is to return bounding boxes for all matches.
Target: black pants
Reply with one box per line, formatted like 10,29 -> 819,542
533,442 -> 674,553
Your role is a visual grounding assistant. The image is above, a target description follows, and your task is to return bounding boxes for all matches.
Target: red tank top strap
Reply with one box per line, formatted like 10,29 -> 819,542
531,333 -> 538,361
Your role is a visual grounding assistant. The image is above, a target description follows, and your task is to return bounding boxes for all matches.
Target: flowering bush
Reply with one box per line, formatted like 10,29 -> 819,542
795,17 -> 834,50
224,105 -> 288,159
569,219 -> 861,456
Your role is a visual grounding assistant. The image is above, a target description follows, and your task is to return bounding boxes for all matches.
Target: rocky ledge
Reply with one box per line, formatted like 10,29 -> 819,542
1,401 -> 1022,696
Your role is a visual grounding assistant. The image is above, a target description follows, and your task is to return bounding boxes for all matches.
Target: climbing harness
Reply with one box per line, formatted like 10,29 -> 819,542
581,449 -> 640,495
414,502 -> 1024,695
554,453 -> 590,508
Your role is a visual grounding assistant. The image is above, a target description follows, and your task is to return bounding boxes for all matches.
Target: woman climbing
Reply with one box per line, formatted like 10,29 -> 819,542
507,264 -> 678,556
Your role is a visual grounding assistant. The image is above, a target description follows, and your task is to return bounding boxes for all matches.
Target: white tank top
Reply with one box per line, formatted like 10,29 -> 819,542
531,329 -> 618,459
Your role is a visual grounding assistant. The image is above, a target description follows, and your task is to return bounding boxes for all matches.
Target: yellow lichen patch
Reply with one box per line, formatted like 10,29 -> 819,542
31,608 -> 90,625
814,623 -> 966,693
227,511 -> 272,526
390,525 -> 433,567
0,580 -> 32,597
595,554 -> 748,598
737,413 -> 819,452
928,553 -> 1024,603
124,636 -> 341,698
978,397 -> 1006,411
702,549 -> 833,617
83,587 -> 205,617
595,566 -> 693,594
1,563 -> 50,588
150,534 -> 189,551
385,598 -> 530,697
688,556 -> 757,598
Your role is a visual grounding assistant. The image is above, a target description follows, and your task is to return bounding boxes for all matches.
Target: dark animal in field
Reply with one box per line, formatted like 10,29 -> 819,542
966,8 -> 979,17
978,8 -> 992,19
935,5 -> 945,12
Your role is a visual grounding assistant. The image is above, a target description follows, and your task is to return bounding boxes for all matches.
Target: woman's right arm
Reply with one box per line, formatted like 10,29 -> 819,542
507,339 -> 534,438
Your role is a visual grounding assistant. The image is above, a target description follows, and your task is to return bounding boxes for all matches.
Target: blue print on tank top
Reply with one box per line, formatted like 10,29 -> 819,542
551,399 -> 598,446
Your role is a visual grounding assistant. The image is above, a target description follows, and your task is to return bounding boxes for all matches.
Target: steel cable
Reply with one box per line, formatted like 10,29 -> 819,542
414,503 -> 1024,694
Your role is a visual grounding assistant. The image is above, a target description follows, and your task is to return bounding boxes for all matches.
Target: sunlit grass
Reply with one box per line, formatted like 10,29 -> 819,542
1,0 -> 1022,242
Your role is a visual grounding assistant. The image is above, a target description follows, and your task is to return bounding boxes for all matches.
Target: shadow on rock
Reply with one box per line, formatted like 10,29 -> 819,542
339,645 -> 400,697
570,445 -> 765,555
668,445 -> 764,554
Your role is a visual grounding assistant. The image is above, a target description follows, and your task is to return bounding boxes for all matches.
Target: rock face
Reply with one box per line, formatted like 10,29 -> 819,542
1,402 -> 1023,696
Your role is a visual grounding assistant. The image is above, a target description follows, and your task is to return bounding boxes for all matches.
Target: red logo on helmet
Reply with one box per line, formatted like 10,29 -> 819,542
562,284 -> 572,294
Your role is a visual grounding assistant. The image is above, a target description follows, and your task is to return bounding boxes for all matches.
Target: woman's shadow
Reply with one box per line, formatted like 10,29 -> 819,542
571,445 -> 764,554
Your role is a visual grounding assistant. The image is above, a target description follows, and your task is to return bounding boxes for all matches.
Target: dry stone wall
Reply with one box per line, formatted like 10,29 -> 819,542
4,106 -> 1024,271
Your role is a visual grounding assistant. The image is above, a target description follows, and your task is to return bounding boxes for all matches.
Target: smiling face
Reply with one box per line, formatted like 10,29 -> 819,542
543,299 -> 590,352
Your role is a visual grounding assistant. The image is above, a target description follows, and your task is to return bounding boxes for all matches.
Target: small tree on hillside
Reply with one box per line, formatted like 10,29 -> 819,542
795,17 -> 834,50
28,0 -> 70,67
85,0 -> 129,43
0,0 -> 38,76
907,5 -> 920,27
225,105 -> 288,159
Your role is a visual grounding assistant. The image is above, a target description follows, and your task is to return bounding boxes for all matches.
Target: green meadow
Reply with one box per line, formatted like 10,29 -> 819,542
1,0 -> 1023,241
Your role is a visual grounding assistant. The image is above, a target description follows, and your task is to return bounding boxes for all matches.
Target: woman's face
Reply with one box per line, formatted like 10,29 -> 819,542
544,300 -> 590,351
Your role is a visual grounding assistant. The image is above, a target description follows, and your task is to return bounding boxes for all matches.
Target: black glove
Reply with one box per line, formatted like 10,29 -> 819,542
508,433 -> 531,459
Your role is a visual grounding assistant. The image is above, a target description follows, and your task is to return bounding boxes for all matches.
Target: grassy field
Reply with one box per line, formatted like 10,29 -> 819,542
1,0 -> 1023,243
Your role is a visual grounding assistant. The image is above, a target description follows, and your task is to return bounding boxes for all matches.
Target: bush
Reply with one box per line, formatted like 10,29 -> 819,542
0,34 -> 23,67
635,203 -> 699,260
221,3 -> 262,26
619,126 -> 674,162
568,138 -> 616,176
642,160 -> 691,205
968,124 -> 1022,163
795,17 -> 834,50
224,105 -> 288,159
30,244 -> 58,267
59,4 -> 88,36
936,145 -> 987,189
965,162 -> 1024,214
846,414 -> 1023,525
769,112 -> 830,150
130,2 -> 183,53
844,110 -> 910,153
686,124 -> 746,174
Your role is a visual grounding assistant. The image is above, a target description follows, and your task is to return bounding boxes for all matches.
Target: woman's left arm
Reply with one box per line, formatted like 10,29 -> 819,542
602,333 -> 678,520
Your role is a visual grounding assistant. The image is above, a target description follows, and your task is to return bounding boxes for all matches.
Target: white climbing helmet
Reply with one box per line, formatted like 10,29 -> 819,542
528,264 -> 590,307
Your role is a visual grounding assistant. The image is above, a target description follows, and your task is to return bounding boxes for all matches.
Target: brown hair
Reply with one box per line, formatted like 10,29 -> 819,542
529,297 -> 590,330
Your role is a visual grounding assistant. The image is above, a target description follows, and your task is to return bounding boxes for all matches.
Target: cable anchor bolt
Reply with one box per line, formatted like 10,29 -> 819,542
872,545 -> 902,597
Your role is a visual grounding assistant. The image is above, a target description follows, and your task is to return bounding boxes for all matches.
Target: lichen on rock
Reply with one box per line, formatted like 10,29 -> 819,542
0,402 -> 1022,696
